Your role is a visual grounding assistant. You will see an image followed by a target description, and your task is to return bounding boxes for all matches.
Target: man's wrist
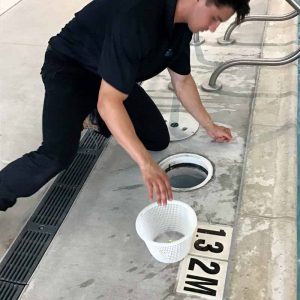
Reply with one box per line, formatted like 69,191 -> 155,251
201,119 -> 215,131
136,150 -> 153,170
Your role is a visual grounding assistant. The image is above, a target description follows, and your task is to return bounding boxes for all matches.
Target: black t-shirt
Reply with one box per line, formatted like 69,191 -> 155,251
49,0 -> 192,94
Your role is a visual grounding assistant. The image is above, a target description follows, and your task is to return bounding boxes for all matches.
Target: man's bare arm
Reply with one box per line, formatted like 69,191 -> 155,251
97,79 -> 173,205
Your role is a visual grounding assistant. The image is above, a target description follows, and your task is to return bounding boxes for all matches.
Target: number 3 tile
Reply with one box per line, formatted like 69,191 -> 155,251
190,223 -> 233,261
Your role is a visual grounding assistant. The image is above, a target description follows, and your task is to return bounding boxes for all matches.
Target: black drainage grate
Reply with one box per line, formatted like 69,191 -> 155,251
0,230 -> 52,283
0,281 -> 25,300
0,130 -> 108,300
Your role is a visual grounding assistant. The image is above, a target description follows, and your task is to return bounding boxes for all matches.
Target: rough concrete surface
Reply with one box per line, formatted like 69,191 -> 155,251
0,0 -> 297,299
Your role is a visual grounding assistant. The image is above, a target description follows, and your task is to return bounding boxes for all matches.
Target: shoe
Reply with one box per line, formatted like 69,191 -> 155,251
83,109 -> 111,138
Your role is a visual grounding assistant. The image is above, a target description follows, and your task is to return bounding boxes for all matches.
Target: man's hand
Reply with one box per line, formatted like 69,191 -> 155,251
139,159 -> 173,206
205,123 -> 232,143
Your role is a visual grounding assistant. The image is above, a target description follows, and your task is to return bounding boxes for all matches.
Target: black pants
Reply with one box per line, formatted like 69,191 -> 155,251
0,48 -> 169,211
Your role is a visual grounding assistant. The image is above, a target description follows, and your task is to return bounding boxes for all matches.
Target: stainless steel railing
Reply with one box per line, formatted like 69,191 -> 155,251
201,0 -> 300,92
217,10 -> 297,45
190,32 -> 205,46
201,50 -> 300,91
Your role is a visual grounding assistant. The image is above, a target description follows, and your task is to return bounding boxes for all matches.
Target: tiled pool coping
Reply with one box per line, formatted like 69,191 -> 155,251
227,0 -> 297,298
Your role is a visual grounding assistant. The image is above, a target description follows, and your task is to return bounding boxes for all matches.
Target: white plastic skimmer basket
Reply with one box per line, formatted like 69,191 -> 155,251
136,200 -> 197,263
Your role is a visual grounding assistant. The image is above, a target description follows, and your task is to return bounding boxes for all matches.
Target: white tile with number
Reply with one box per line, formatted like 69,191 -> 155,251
190,223 -> 233,261
176,255 -> 228,300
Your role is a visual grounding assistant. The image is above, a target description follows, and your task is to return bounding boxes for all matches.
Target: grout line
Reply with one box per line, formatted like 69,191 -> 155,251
0,0 -> 24,16
240,213 -> 295,222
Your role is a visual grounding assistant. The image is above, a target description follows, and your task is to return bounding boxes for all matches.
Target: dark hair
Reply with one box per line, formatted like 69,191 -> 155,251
206,0 -> 250,23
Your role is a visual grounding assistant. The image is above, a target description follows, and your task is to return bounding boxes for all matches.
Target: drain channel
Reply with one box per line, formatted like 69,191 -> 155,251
0,130 -> 108,300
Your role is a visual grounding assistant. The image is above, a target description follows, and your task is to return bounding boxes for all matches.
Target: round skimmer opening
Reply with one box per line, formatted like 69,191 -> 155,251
159,153 -> 213,191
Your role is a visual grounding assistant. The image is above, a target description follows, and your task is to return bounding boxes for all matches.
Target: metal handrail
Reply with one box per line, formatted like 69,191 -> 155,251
218,10 -> 298,45
201,0 -> 300,92
286,0 -> 300,11
201,49 -> 300,91
190,32 -> 205,46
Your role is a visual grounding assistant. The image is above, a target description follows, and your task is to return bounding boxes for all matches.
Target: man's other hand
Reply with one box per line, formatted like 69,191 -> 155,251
206,123 -> 232,143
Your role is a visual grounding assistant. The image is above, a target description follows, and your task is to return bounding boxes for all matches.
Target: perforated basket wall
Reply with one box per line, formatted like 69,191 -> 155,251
136,200 -> 197,263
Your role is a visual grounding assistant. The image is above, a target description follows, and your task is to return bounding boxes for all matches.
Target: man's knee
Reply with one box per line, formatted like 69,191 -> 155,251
152,139 -> 169,151
144,131 -> 170,151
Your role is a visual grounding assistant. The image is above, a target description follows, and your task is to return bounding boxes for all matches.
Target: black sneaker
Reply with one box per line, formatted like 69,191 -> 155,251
83,109 -> 111,138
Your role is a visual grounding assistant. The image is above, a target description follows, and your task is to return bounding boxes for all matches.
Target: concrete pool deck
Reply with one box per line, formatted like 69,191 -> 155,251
0,0 -> 297,299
